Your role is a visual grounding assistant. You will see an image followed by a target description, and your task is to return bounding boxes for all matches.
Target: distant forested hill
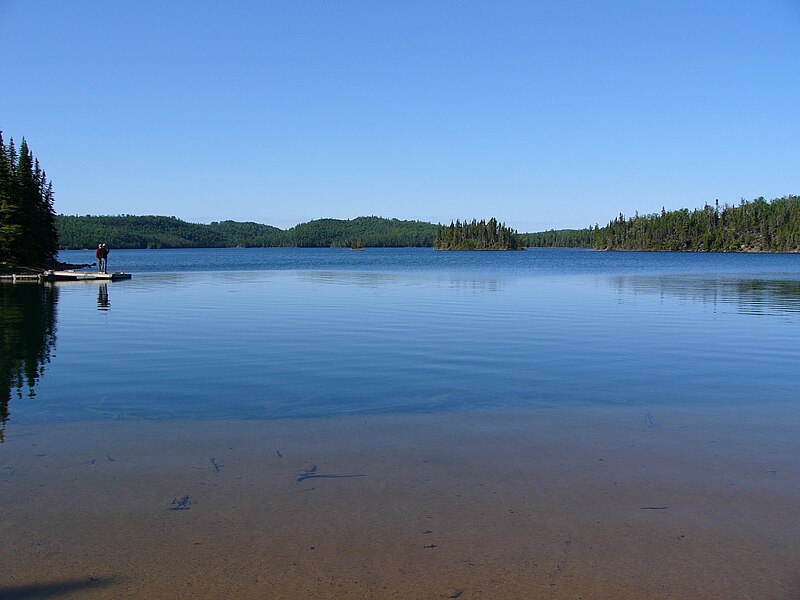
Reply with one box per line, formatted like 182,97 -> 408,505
56,215 -> 436,249
593,195 -> 800,252
522,228 -> 593,248
205,220 -> 283,247
285,216 -> 435,247
58,196 -> 799,253
57,214 -> 591,250
56,215 -> 230,249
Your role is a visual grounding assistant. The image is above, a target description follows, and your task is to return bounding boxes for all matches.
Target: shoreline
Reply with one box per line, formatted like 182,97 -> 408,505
3,404 -> 798,598
54,245 -> 800,254
0,260 -> 95,278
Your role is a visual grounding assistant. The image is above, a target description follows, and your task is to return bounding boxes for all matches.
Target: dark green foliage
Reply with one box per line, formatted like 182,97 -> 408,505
55,197 -> 800,253
522,228 -> 594,248
208,220 -> 283,247
56,215 -> 231,249
0,133 -> 59,268
284,216 -> 435,248
56,215 -> 437,249
0,283 -> 59,442
434,218 -> 524,250
594,196 -> 800,252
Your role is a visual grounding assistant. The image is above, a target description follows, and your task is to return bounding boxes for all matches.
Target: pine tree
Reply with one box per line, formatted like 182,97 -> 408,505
0,132 -> 8,261
0,134 -> 58,267
0,133 -> 23,264
41,180 -> 57,260
434,217 -> 524,250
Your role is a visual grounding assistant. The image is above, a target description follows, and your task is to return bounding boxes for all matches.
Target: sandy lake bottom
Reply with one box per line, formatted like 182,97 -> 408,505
2,403 -> 799,599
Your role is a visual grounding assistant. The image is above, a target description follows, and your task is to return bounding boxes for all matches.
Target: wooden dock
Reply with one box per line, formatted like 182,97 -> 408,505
45,270 -> 132,282
2,271 -> 132,283
0,273 -> 44,282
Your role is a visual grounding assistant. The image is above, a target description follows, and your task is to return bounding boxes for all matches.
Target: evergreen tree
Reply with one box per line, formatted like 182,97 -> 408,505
15,138 -> 37,265
435,218 -> 524,250
593,195 -> 800,252
0,133 -> 58,268
0,134 -> 23,264
0,133 -> 10,262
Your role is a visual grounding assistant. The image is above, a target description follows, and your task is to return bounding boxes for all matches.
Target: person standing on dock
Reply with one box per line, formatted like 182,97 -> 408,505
96,243 -> 109,273
101,244 -> 109,273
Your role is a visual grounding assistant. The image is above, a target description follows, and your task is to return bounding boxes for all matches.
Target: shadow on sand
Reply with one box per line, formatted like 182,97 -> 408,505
0,576 -> 115,599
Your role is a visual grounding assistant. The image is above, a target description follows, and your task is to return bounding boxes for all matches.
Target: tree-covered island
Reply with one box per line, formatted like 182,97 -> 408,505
434,218 -> 524,250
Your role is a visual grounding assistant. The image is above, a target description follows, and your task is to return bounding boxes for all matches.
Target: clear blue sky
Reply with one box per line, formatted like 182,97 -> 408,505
2,1 -> 799,231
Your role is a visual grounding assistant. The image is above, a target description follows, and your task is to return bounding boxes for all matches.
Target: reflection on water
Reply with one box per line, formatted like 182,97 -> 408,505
298,271 -> 404,287
2,260 -> 800,431
0,283 -> 59,442
444,278 -> 503,293
297,270 -> 505,293
97,284 -> 110,311
611,276 -> 800,315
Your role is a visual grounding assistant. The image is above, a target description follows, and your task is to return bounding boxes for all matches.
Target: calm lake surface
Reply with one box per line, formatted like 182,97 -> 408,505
4,248 -> 799,428
4,247 -> 800,598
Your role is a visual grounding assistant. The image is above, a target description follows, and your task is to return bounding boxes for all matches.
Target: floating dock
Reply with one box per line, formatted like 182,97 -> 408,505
1,270 -> 132,283
45,270 -> 132,282
0,273 -> 44,282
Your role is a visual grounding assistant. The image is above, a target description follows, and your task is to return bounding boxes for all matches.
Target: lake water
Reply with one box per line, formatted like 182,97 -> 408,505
3,247 -> 800,428
3,248 -> 800,598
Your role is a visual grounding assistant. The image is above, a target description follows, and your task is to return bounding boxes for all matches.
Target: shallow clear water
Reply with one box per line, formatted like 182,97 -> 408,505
3,248 -> 800,430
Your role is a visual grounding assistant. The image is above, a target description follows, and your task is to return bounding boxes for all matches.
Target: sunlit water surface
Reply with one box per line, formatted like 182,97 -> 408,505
3,248 -> 800,429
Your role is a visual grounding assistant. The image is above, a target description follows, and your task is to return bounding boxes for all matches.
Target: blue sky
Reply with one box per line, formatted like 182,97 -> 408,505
2,1 -> 798,231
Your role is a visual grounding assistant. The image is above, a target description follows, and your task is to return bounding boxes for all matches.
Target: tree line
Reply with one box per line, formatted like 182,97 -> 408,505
56,215 -> 592,250
59,199 -> 800,253
522,228 -> 593,248
58,214 -> 589,250
56,215 -> 233,249
28,170 -> 800,255
593,195 -> 800,252
56,215 -> 437,249
282,216 -> 435,248
0,133 -> 58,268
434,218 -> 524,250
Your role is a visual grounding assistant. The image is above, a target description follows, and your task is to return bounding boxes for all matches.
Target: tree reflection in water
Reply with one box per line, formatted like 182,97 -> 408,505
610,276 -> 800,316
0,283 -> 58,442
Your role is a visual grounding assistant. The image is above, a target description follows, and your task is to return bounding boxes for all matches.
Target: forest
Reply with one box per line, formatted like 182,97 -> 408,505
0,133 -> 58,269
434,218 -> 524,250
282,216 -> 435,248
593,195 -> 800,252
50,195 -> 800,254
56,215 -> 437,249
522,228 -> 593,248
